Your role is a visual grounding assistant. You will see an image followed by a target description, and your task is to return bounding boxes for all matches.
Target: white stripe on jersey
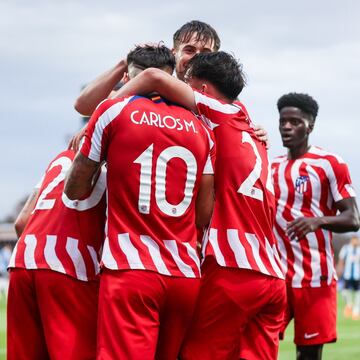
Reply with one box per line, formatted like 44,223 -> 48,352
140,235 -> 171,275
8,242 -> 18,268
302,157 -> 343,202
88,98 -> 133,162
24,235 -> 37,268
273,226 -> 288,274
208,229 -> 226,266
65,237 -> 88,281
264,238 -> 285,279
307,232 -> 321,287
245,233 -> 270,275
164,240 -> 196,278
44,235 -> 65,273
203,154 -> 214,174
291,240 -> 304,287
101,237 -> 117,268
275,161 -> 289,231
227,230 -> 251,269
194,91 -> 242,115
87,245 -> 100,275
118,233 -> 145,270
184,242 -> 201,271
323,229 -> 337,284
309,146 -> 345,164
345,184 -> 356,197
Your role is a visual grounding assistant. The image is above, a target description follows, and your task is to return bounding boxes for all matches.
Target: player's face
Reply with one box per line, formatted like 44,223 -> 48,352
173,33 -> 215,81
279,107 -> 312,149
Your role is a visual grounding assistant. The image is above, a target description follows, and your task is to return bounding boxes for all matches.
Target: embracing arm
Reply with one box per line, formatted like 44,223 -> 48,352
287,197 -> 360,241
74,59 -> 127,116
14,189 -> 39,237
64,152 -> 101,200
112,68 -> 198,113
195,174 -> 215,228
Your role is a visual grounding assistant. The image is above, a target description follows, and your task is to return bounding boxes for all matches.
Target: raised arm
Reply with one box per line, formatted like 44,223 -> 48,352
112,68 -> 198,113
74,59 -> 127,116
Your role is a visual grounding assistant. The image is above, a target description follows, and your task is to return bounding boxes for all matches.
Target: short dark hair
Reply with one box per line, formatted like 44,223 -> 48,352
127,44 -> 175,71
186,51 -> 246,101
277,93 -> 319,120
173,20 -> 220,51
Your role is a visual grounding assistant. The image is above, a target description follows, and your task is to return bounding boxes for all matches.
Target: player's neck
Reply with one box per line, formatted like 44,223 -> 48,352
287,142 -> 310,160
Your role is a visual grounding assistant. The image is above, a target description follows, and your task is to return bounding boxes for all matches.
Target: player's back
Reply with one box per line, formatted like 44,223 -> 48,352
193,92 -> 283,279
10,149 -> 107,281
82,95 -> 215,278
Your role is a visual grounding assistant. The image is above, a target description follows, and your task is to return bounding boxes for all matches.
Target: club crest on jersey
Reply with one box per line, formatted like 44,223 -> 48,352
295,176 -> 309,194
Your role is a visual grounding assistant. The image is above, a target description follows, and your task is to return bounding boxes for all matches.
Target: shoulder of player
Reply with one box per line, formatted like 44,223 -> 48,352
307,145 -> 346,165
194,90 -> 244,115
271,154 -> 287,165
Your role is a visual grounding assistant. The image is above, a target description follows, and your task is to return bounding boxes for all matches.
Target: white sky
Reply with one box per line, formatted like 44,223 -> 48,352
0,0 -> 359,218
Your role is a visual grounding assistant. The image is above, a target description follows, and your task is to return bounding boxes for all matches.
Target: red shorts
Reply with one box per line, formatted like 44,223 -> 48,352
97,268 -> 200,360
280,281 -> 337,345
180,257 -> 286,360
7,268 -> 99,360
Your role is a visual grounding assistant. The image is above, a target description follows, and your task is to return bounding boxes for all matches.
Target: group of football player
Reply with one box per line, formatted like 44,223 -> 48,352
7,20 -> 360,360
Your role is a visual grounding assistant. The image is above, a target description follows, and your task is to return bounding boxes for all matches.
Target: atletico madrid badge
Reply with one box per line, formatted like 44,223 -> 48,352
295,175 -> 309,193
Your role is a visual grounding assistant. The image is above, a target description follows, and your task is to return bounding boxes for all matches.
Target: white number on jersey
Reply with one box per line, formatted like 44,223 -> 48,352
134,144 -> 197,217
237,131 -> 273,201
33,156 -> 72,212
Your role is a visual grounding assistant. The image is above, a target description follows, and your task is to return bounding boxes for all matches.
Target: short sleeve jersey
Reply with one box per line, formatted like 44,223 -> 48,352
194,91 -> 284,279
272,145 -> 356,287
80,95 -> 215,278
9,150 -> 107,281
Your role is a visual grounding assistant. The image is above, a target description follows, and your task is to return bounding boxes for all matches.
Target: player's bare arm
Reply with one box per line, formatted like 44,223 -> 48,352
195,174 -> 214,228
113,67 -> 269,145
64,152 -> 100,200
14,189 -> 39,237
74,59 -> 128,116
286,197 -> 360,241
113,67 -> 198,112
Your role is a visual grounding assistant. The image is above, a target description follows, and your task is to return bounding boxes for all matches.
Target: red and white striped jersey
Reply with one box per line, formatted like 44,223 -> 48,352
272,145 -> 356,288
194,91 -> 284,279
9,150 -> 107,281
80,95 -> 215,278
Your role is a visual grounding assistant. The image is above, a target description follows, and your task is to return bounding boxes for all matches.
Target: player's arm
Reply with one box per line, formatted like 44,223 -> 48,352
14,188 -> 39,237
195,174 -> 214,228
286,197 -> 360,241
74,59 -> 127,116
64,153 -> 100,200
112,67 -> 198,113
112,68 -> 268,143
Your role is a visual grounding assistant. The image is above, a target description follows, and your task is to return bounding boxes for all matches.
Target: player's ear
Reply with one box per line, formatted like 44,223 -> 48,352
123,72 -> 130,84
307,121 -> 315,133
201,83 -> 209,94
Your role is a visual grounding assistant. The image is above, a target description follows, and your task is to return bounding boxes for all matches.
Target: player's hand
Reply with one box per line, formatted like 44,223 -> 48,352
253,125 -> 269,149
286,217 -> 322,241
68,126 -> 87,152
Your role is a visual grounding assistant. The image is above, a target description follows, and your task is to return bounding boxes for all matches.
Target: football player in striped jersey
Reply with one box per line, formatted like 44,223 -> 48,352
272,92 -> 360,359
111,51 -> 286,360
65,44 -> 215,360
8,149 -> 106,360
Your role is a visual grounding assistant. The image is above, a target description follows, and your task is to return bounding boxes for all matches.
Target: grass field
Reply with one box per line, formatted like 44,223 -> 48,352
0,294 -> 359,359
